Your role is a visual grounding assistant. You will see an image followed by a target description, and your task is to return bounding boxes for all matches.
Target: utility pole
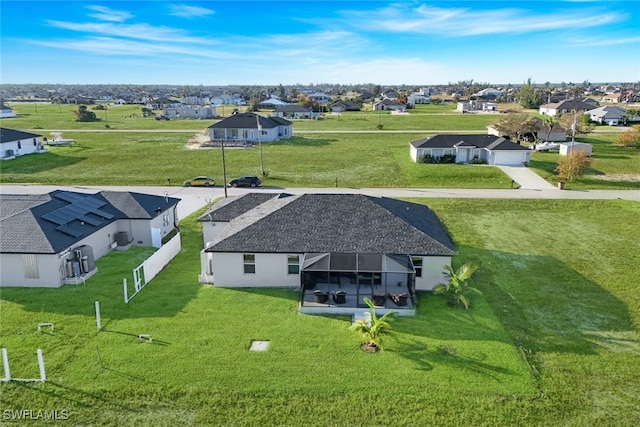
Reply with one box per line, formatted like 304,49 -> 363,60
221,139 -> 228,198
256,114 -> 265,176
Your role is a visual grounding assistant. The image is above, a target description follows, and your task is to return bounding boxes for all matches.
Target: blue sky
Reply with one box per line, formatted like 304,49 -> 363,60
1,1 -> 639,85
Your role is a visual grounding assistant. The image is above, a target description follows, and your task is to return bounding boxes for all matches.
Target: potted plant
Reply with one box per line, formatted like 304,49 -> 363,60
350,297 -> 394,352
433,262 -> 481,309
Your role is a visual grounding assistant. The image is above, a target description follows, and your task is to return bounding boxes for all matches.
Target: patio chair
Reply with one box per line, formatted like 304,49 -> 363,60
313,290 -> 329,304
390,293 -> 408,307
333,290 -> 347,304
373,293 -> 386,306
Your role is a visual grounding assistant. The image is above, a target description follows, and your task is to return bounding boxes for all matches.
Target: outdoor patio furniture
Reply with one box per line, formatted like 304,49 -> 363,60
389,293 -> 408,307
373,293 -> 386,306
333,290 -> 347,304
313,290 -> 329,303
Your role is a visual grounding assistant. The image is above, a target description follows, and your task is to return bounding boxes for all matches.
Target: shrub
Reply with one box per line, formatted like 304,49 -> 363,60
555,151 -> 592,181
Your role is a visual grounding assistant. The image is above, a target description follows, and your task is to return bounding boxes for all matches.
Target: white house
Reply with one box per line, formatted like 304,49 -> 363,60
410,134 -> 531,166
198,193 -> 456,315
473,88 -> 503,98
1,127 -> 46,160
0,190 -> 180,287
208,112 -> 292,143
272,105 -> 319,119
457,101 -> 497,113
539,99 -> 596,116
0,105 -> 17,118
162,105 -> 216,119
587,106 -> 627,126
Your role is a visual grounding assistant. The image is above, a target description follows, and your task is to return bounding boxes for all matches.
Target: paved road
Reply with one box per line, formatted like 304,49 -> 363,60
2,184 -> 638,220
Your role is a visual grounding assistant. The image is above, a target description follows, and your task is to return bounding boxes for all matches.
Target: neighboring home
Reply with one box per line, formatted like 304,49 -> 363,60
409,134 -> 531,165
162,105 -> 216,120
208,112 -> 292,142
272,105 -> 319,119
308,92 -> 330,103
559,141 -> 592,157
147,97 -> 180,110
472,88 -> 503,98
407,91 -> 431,107
373,99 -> 407,111
0,104 -> 17,118
210,94 -> 246,105
330,100 -> 361,113
198,193 -> 456,315
539,99 -> 596,116
601,93 -> 623,103
457,100 -> 497,113
487,119 -> 567,142
0,127 -> 46,160
258,97 -> 288,109
587,105 -> 627,126
0,190 -> 180,288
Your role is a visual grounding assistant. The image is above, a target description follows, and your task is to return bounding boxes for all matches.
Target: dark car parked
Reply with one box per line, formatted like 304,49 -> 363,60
228,176 -> 261,188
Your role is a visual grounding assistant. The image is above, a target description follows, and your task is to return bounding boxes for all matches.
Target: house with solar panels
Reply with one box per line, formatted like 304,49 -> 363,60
0,190 -> 180,287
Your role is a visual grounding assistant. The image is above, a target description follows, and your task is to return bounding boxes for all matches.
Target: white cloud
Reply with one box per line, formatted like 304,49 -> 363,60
169,4 -> 215,18
568,35 -> 640,47
339,3 -> 622,36
86,5 -> 132,22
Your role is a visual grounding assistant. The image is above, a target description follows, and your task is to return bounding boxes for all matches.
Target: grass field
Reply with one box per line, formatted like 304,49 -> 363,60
0,132 -> 513,188
3,102 -> 638,189
1,199 -> 638,425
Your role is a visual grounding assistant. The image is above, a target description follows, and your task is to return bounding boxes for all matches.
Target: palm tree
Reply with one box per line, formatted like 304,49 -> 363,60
542,114 -> 556,142
350,298 -> 394,352
433,263 -> 481,309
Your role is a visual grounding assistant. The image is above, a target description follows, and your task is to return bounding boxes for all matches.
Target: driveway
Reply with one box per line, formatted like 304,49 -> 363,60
496,165 -> 557,190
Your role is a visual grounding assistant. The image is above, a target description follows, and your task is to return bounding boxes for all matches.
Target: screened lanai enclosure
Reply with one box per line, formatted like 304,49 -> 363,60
299,253 -> 417,316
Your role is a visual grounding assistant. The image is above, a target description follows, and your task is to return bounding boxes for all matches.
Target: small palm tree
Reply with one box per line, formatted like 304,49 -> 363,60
351,298 -> 394,352
433,262 -> 481,309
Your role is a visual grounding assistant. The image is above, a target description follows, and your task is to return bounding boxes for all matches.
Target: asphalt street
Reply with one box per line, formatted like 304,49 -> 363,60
2,184 -> 638,221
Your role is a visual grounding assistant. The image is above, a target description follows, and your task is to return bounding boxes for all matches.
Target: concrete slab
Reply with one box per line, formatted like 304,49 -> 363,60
496,165 -> 557,190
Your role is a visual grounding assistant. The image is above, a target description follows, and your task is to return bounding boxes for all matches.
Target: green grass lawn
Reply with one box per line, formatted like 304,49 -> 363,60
0,132 -> 512,188
1,199 -> 639,425
4,102 -> 638,190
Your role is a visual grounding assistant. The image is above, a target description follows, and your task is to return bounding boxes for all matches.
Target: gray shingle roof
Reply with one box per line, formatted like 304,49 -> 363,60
0,190 -> 180,254
208,112 -> 291,130
205,194 -> 455,256
1,127 -> 42,143
197,193 -> 285,222
410,134 -> 529,151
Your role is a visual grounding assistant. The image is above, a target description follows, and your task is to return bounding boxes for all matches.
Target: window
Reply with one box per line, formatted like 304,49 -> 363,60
22,254 -> 39,279
17,141 -> 22,149
287,255 -> 300,275
411,256 -> 423,278
243,254 -> 255,274
33,138 -> 37,146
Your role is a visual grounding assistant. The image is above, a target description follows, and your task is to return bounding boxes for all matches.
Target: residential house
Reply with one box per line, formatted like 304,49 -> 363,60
208,112 -> 292,142
539,99 -> 597,116
409,134 -> 531,165
258,98 -> 288,109
0,104 -> 17,118
1,127 -> 46,160
308,92 -> 330,103
162,105 -> 216,119
147,97 -> 180,110
457,100 -> 497,113
373,99 -> 407,111
601,93 -> 623,103
472,88 -> 503,98
0,190 -> 180,287
272,105 -> 318,119
587,105 -> 627,126
198,193 -> 456,315
407,91 -> 431,107
330,100 -> 361,113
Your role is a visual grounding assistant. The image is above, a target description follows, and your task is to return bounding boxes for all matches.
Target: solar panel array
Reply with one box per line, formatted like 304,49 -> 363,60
42,192 -> 115,237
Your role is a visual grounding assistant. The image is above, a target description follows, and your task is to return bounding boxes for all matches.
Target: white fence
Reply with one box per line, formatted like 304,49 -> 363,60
124,233 -> 181,303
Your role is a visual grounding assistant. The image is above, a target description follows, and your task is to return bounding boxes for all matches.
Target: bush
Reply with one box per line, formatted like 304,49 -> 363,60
470,158 -> 487,164
419,154 -> 457,164
555,151 -> 592,181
